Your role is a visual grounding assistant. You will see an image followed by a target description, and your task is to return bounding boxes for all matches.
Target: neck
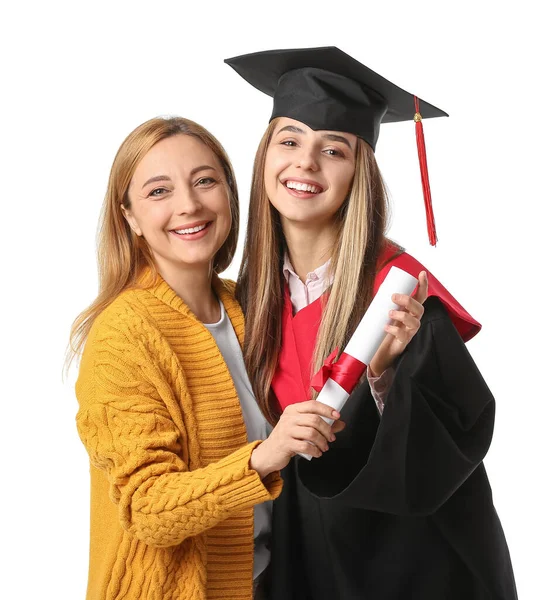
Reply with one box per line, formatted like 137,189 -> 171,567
157,262 -> 221,324
282,218 -> 338,281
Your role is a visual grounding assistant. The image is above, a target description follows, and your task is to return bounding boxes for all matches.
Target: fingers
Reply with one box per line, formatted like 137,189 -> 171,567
281,402 -> 345,455
388,309 -> 421,331
391,293 -> 425,319
298,412 -> 337,441
385,307 -> 421,344
294,440 -> 323,459
293,426 -> 331,452
384,323 -> 409,344
413,271 -> 429,304
331,420 -> 346,434
295,415 -> 345,437
266,402 -> 342,468
292,400 -> 341,421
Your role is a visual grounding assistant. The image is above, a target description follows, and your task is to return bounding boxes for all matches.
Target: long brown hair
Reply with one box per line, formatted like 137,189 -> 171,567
237,119 -> 394,424
67,116 -> 239,367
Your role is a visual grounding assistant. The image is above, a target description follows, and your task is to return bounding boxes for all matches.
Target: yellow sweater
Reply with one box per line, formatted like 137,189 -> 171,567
75,275 -> 282,600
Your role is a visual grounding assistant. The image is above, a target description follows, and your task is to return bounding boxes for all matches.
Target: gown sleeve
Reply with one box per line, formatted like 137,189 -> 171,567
296,296 -> 495,516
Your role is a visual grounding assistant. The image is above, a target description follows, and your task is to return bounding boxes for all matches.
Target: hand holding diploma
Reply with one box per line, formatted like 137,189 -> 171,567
369,269 -> 428,377
250,400 -> 345,476
300,267 -> 428,460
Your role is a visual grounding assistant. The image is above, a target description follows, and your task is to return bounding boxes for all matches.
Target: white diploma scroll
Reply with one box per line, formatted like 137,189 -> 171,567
299,267 -> 418,460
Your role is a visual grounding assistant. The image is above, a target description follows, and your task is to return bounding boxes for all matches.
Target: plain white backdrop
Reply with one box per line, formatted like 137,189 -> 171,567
1,0 -> 555,597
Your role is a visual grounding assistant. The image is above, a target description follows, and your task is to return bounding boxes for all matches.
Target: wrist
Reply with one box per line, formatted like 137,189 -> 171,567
369,358 -> 389,378
249,442 -> 272,479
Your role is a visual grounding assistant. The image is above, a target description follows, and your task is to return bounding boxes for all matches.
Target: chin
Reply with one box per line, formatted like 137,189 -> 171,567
284,210 -> 328,225
180,254 -> 215,268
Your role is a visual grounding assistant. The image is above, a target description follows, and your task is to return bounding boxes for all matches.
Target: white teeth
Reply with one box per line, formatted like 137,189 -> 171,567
174,223 -> 208,234
285,181 -> 321,193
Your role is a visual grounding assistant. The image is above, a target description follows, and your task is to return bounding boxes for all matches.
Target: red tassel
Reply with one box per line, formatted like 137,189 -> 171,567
414,96 -> 437,246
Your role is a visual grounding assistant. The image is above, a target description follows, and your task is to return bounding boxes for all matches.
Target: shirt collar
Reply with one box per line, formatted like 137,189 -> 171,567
282,252 -> 333,285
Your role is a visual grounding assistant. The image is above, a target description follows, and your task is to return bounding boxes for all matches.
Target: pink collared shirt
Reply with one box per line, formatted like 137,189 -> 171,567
283,254 -> 393,415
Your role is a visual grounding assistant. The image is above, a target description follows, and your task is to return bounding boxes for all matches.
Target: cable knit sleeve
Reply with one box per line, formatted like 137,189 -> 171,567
75,309 -> 281,548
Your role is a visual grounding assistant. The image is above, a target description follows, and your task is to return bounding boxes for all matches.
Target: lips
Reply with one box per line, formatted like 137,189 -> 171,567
170,221 -> 211,234
169,220 -> 213,240
173,223 -> 208,234
282,178 -> 324,195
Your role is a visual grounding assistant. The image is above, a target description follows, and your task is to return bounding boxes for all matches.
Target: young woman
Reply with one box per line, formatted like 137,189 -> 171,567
228,47 -> 518,599
69,116 -> 343,600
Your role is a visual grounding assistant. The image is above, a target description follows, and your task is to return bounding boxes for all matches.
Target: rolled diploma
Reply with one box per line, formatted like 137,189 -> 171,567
299,267 -> 418,460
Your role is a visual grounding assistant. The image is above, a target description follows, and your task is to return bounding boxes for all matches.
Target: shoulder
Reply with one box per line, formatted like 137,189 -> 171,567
375,243 -> 481,343
82,287 -> 169,375
375,243 -> 426,284
77,289 -> 160,407
88,288 -> 154,341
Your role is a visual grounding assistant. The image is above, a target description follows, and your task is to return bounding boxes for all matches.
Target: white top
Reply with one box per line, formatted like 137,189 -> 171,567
204,301 -> 272,580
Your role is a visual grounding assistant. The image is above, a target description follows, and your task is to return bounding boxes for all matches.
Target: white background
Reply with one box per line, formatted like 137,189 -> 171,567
1,0 -> 555,597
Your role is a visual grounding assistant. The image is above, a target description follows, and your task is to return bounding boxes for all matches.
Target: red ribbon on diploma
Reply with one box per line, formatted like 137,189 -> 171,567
310,348 -> 368,394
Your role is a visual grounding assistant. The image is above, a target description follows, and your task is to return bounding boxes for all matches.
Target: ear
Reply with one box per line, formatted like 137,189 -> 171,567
120,204 -> 142,236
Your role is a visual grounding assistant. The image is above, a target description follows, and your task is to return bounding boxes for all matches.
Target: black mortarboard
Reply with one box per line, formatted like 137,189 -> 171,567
224,46 -> 447,152
225,46 -> 448,245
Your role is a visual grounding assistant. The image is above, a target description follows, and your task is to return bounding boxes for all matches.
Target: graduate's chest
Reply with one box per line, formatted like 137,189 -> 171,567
272,288 -> 325,409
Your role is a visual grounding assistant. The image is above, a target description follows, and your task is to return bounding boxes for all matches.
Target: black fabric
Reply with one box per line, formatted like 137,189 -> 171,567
225,46 -> 448,150
269,298 -> 517,599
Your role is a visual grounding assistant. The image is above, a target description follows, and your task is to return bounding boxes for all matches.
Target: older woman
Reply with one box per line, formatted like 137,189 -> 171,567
70,116 -> 342,600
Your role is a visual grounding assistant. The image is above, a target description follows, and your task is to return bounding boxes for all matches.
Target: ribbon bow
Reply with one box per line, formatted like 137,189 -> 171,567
310,348 -> 340,392
310,348 -> 367,394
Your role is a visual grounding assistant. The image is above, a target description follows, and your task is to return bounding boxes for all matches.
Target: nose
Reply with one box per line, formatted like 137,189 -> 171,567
175,186 -> 203,215
296,147 -> 319,172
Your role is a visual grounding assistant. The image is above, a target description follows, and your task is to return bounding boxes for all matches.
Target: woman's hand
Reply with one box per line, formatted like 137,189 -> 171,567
250,401 -> 345,478
369,271 -> 429,377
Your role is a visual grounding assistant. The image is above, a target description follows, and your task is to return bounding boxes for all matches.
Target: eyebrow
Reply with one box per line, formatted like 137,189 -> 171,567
142,175 -> 171,189
323,133 -> 353,150
191,165 -> 217,176
141,165 -> 217,189
276,125 -> 353,150
277,125 -> 305,136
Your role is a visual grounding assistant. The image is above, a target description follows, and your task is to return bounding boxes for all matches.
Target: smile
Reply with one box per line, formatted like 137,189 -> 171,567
173,223 -> 209,234
284,179 -> 323,194
170,221 -> 213,240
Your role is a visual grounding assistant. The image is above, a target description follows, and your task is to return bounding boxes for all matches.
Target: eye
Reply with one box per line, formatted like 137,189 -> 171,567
148,187 -> 168,197
279,139 -> 298,147
196,177 -> 217,187
323,148 -> 345,158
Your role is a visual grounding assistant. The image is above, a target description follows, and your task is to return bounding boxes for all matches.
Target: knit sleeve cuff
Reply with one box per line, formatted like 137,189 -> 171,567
213,441 -> 283,511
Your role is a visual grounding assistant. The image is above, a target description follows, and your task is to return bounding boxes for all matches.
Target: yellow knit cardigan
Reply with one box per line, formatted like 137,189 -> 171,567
75,275 -> 282,600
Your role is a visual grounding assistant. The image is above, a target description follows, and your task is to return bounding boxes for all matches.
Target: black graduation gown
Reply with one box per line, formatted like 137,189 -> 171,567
269,297 -> 518,600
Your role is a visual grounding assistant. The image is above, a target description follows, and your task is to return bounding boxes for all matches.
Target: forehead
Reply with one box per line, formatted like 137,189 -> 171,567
134,134 -> 219,178
274,117 -> 358,144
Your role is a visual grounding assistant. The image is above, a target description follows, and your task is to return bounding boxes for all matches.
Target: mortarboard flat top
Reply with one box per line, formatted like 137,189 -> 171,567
225,46 -> 448,151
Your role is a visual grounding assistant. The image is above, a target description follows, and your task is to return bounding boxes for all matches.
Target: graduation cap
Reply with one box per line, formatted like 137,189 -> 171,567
225,46 -> 448,246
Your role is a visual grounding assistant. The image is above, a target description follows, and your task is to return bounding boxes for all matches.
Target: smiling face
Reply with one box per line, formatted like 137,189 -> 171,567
122,134 -> 232,280
264,117 -> 357,230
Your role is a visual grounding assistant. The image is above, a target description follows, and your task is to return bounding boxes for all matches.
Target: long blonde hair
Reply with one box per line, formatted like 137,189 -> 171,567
237,118 -> 396,424
67,116 -> 239,367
